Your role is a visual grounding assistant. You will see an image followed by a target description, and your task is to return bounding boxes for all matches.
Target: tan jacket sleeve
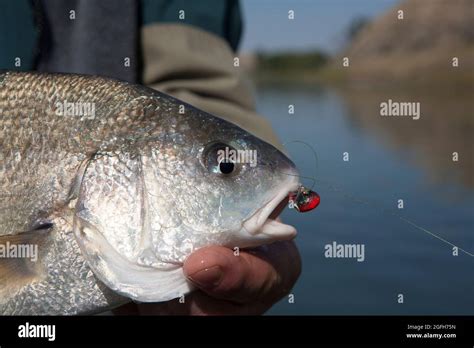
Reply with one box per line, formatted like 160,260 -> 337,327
141,23 -> 284,152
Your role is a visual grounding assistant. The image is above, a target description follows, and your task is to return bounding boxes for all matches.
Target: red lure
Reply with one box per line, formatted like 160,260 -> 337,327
289,186 -> 320,213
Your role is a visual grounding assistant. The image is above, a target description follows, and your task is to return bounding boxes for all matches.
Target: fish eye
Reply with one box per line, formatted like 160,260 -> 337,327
218,159 -> 235,175
202,142 -> 242,177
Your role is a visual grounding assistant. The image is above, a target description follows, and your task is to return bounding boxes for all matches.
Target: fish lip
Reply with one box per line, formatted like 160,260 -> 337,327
242,173 -> 300,238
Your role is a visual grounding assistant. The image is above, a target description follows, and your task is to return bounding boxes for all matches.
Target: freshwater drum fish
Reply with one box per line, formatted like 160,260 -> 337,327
0,71 -> 302,315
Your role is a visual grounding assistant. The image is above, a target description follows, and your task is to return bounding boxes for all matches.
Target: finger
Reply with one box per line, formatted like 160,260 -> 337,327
183,241 -> 301,305
135,287 -> 277,315
112,302 -> 140,315
134,291 -> 256,316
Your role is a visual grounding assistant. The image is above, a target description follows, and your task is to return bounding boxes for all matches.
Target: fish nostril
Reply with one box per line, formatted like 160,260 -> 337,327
32,222 -> 54,231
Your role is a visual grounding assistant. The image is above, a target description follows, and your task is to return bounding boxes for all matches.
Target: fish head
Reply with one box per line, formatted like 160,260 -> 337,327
158,113 -> 301,249
73,99 -> 300,301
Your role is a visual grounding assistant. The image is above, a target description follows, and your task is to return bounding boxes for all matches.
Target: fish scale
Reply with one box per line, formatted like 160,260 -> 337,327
0,71 -> 301,314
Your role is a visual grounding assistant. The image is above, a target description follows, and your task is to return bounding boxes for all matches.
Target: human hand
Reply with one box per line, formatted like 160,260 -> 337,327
114,240 -> 301,315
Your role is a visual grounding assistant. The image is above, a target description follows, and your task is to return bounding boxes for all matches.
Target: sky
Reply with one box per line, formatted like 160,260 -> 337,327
240,0 -> 400,54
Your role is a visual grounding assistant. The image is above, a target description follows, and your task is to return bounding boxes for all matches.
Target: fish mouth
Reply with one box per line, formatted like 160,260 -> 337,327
242,175 -> 300,241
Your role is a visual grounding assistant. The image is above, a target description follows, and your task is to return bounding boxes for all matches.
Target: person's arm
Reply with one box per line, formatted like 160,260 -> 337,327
141,23 -> 286,153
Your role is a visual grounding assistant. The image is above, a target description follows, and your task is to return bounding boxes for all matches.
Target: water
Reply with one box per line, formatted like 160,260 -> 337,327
255,83 -> 474,315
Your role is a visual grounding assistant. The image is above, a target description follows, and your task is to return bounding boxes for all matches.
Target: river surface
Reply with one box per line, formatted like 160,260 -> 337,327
255,83 -> 474,315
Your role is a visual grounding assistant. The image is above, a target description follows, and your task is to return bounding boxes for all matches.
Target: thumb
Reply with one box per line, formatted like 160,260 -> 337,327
183,242 -> 301,305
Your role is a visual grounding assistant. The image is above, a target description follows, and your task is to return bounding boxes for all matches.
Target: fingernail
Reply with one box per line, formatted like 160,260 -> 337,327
185,248 -> 230,289
187,265 -> 223,289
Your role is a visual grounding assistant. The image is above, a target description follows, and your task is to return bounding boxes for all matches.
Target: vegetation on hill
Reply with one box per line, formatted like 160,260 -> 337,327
251,0 -> 473,89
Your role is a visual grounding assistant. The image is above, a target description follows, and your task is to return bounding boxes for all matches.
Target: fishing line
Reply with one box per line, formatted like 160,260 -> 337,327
271,140 -> 473,258
280,140 -> 319,192
315,177 -> 474,258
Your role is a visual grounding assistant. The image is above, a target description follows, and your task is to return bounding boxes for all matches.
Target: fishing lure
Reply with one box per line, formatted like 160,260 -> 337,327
289,185 -> 320,213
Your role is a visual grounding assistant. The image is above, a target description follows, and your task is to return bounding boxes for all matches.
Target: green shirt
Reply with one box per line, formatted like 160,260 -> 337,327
0,0 -> 242,71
